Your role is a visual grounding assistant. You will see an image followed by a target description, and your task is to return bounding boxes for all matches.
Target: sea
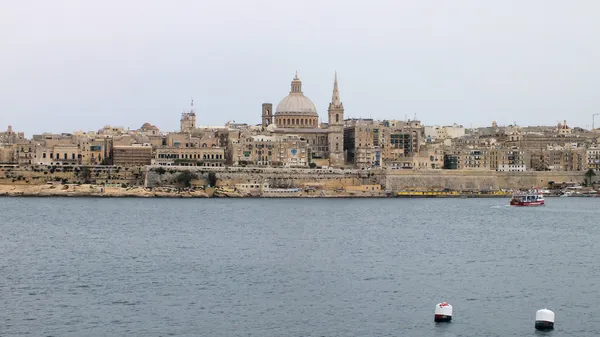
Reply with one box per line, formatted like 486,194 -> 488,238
1,197 -> 599,337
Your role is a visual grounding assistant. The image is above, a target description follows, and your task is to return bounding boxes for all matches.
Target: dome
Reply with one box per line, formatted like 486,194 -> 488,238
276,95 -> 318,116
266,123 -> 277,132
275,73 -> 318,117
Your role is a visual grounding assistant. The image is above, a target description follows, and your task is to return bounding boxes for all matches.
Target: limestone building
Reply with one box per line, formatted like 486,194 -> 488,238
273,72 -> 319,128
262,72 -> 346,167
180,101 -> 197,133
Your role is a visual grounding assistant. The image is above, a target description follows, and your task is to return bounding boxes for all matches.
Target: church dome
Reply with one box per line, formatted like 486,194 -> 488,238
275,73 -> 318,117
276,95 -> 318,116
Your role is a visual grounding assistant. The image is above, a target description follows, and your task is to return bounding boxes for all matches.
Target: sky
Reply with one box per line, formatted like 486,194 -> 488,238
1,0 -> 600,136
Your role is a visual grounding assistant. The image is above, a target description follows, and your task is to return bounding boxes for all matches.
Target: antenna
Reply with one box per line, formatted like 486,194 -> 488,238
593,113 -> 600,130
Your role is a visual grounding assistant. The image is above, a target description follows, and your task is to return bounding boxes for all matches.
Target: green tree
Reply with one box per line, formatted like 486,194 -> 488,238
207,172 -> 218,187
80,167 -> 92,184
175,170 -> 198,188
585,168 -> 596,186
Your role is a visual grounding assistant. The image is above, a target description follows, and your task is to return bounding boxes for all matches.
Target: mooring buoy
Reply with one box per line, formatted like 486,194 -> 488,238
434,302 -> 452,322
535,308 -> 555,330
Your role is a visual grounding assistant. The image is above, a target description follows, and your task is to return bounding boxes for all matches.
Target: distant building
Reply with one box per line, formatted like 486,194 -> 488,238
180,100 -> 197,133
112,145 -> 152,166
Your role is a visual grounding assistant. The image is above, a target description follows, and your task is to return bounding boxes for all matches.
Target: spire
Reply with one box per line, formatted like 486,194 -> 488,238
331,71 -> 341,106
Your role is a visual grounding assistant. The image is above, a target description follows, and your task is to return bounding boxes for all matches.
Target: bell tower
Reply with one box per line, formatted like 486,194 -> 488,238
180,99 -> 197,133
327,72 -> 345,167
262,103 -> 273,128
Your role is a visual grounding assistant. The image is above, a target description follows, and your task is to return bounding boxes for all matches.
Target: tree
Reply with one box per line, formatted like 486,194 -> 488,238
585,168 -> 596,186
175,170 -> 198,188
309,162 -> 317,169
80,167 -> 92,184
207,172 -> 218,187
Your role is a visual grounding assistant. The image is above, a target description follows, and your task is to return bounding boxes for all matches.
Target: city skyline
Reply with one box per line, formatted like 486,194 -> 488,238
2,0 -> 600,136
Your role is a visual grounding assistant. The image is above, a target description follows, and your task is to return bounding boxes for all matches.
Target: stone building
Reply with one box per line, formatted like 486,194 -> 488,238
260,72 -> 346,167
272,72 -> 319,128
0,125 -> 25,144
0,144 -> 15,163
153,147 -> 226,167
112,145 -> 152,166
138,122 -> 160,136
327,72 -> 345,167
34,145 -> 81,165
228,134 -> 309,167
180,101 -> 197,133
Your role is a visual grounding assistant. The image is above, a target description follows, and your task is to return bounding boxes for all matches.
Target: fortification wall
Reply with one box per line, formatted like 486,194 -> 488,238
0,165 -> 145,186
384,170 -> 584,190
145,165 -> 377,189
145,166 -> 585,191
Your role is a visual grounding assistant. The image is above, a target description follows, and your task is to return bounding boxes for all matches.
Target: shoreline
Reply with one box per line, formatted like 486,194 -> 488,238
0,184 -> 594,199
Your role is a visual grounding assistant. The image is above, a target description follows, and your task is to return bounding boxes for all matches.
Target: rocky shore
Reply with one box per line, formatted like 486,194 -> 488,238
0,184 -> 212,198
0,184 -> 388,198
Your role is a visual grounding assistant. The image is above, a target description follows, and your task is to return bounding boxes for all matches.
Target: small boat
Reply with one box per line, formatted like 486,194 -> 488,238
510,189 -> 545,206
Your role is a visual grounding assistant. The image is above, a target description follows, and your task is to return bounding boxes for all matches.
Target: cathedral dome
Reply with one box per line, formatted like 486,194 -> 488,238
273,73 -> 319,128
276,95 -> 318,116
275,73 -> 318,117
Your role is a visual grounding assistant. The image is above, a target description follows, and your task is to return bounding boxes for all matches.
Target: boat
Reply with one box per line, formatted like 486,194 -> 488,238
261,186 -> 302,197
510,189 -> 545,206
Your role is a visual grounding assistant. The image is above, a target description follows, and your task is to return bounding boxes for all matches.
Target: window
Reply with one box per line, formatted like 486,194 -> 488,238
336,114 -> 339,123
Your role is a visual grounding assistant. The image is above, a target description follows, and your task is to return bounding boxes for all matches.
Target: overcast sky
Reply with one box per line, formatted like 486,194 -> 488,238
1,0 -> 599,136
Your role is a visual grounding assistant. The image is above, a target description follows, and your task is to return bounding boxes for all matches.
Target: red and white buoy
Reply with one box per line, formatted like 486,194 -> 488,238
535,308 -> 554,330
434,302 -> 452,322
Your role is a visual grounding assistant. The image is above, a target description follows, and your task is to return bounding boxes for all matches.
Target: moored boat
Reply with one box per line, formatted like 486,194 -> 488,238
510,189 -> 545,206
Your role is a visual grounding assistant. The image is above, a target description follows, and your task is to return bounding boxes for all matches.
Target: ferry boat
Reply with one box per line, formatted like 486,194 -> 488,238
510,189 -> 545,206
261,186 -> 303,197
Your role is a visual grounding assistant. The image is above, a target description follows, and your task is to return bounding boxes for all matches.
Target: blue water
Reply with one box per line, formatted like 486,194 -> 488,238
1,197 -> 599,336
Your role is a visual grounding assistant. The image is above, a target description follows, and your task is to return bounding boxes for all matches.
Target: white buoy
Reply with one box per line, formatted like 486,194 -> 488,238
535,308 -> 555,330
434,302 -> 452,322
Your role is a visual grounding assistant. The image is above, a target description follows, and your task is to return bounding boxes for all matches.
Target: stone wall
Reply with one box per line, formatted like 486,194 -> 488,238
384,170 -> 585,190
145,166 -> 585,191
0,165 -> 145,186
145,165 -> 373,189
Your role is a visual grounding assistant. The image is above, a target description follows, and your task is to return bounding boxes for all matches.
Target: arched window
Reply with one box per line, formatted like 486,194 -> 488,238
336,114 -> 339,123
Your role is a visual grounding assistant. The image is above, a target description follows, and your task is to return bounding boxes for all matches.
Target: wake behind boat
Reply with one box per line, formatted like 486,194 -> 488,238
510,189 -> 545,207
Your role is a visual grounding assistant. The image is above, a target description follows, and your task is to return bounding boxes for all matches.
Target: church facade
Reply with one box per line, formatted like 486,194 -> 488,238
261,72 -> 346,167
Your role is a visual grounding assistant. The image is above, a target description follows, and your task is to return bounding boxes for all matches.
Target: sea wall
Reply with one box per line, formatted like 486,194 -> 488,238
145,166 -> 585,191
384,170 -> 585,190
0,164 -> 586,192
0,165 -> 145,186
144,166 -> 381,189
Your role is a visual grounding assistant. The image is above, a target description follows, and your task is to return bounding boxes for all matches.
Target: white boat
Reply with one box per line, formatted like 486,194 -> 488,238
261,186 -> 303,197
510,189 -> 545,206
